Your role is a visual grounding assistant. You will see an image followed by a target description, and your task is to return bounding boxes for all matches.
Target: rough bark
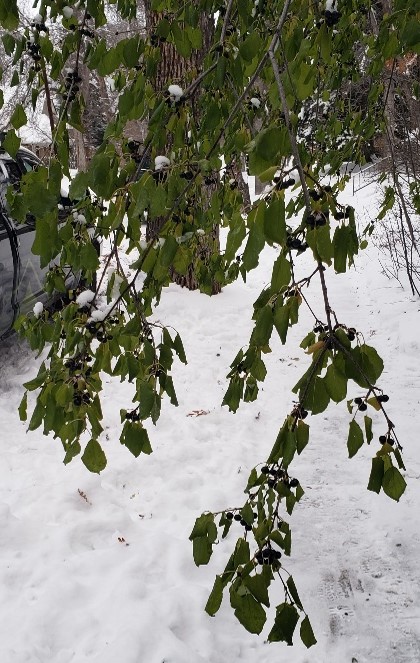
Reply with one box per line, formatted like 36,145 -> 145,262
144,1 -> 221,293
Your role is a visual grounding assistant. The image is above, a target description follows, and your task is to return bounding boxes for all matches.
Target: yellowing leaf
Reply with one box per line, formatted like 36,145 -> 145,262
305,340 -> 325,354
367,396 -> 381,411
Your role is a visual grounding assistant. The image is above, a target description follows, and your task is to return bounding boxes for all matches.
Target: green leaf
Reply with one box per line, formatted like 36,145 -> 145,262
18,392 -> 27,422
81,439 -> 107,474
296,420 -> 309,454
138,381 -> 155,418
55,383 -> 73,407
253,126 -> 290,163
239,31 -> 262,62
367,456 -> 384,494
286,576 -> 303,610
333,225 -> 349,273
324,362 -> 347,403
302,376 -> 330,415
307,224 -> 333,265
10,103 -> 27,130
233,593 -> 266,634
2,33 -> 15,55
401,20 -> 420,52
364,415 -> 373,444
393,446 -> 406,471
344,344 -> 384,388
205,576 -> 224,616
300,615 -> 317,648
79,242 -> 99,271
233,538 -> 250,567
271,254 -> 291,292
222,376 -> 244,413
264,196 -> 286,245
268,602 -> 299,644
173,332 -> 187,364
2,129 -> 20,158
190,513 -> 217,566
283,529 -> 292,556
121,422 -> 152,457
28,400 -> 45,431
347,420 -> 364,458
273,304 -> 289,344
242,203 -> 265,272
0,0 -> 19,30
282,430 -> 297,468
251,306 -> 273,347
382,467 -> 406,502
192,537 -> 213,566
244,573 -> 270,608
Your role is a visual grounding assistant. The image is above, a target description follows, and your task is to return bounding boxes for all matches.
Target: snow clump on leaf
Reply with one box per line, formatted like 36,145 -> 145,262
154,155 -> 170,171
75,290 -> 95,307
62,6 -> 74,19
168,84 -> 183,102
33,302 -> 43,318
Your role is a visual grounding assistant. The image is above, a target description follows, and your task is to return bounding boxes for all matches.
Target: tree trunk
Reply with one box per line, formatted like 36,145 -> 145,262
144,1 -> 221,294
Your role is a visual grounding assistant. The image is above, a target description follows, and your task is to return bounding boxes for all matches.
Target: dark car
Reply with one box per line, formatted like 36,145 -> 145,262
0,146 -> 78,339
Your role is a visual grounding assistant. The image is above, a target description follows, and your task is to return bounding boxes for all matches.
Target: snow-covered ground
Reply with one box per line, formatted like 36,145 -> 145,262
0,181 -> 419,662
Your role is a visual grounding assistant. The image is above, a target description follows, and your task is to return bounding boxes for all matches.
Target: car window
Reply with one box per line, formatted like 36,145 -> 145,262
18,157 -> 39,173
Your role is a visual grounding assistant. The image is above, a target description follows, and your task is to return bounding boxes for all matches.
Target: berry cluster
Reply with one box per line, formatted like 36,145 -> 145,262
92,198 -> 107,213
64,354 -> 92,373
180,170 -> 194,181
333,206 -> 352,220
346,326 -> 356,341
31,19 -> 48,33
85,320 -> 117,343
79,28 -> 95,38
324,9 -> 342,27
283,287 -> 300,298
314,323 -> 329,333
331,324 -> 357,341
261,464 -> 288,488
354,397 -> 367,411
379,432 -> 394,445
73,390 -> 91,406
273,176 -> 295,190
26,41 -> 41,71
255,546 -> 282,565
225,510 -> 256,532
150,33 -> 167,46
291,404 -> 309,420
125,410 -> 141,421
204,175 -> 217,186
308,189 -> 324,201
306,210 -> 328,228
286,235 -> 308,252
152,170 -> 167,183
63,70 -> 82,104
